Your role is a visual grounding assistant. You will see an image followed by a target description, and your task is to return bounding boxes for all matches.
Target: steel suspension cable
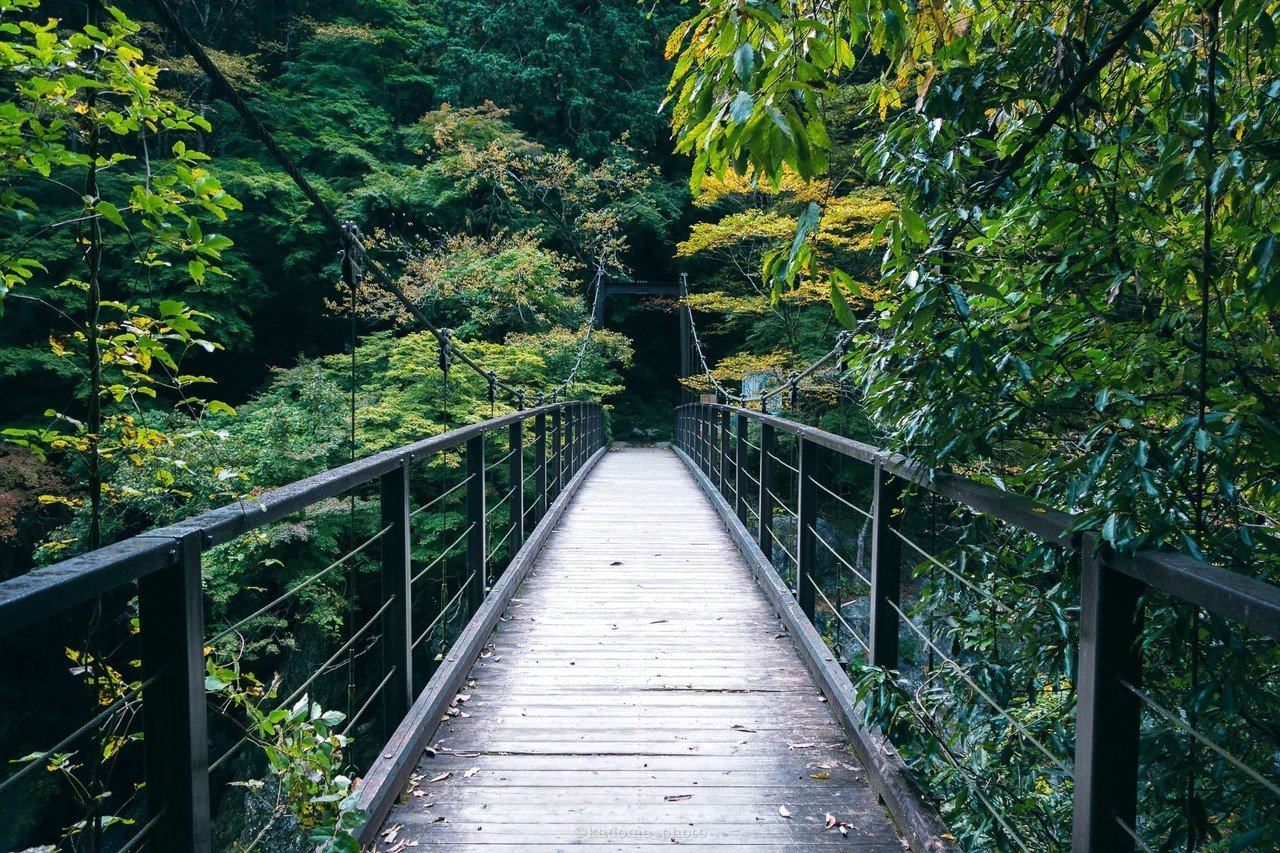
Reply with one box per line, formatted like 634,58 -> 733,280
141,0 -> 602,406
682,287 -> 850,405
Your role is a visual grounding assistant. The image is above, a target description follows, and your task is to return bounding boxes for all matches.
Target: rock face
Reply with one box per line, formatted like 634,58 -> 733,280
227,778 -> 311,853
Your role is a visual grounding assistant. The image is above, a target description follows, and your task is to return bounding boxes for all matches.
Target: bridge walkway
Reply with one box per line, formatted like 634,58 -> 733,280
377,447 -> 904,849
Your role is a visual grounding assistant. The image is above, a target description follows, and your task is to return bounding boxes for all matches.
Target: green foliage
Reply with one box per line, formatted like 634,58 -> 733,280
667,0 -> 1280,847
207,657 -> 363,851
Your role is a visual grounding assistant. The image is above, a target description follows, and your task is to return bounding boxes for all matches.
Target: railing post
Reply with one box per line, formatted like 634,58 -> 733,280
702,405 -> 713,477
551,407 -> 563,501
734,413 -> 748,524
137,528 -> 210,852
797,437 -> 818,619
719,408 -> 732,500
466,434 -> 486,613
379,460 -> 412,735
508,419 -> 525,557
758,422 -> 775,562
575,403 -> 584,469
1073,536 -> 1144,852
534,412 -> 548,521
564,405 -> 575,480
869,459 -> 903,668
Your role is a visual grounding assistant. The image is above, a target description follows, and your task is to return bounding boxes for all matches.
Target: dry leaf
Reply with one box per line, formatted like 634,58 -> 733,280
650,619 -> 667,624
429,771 -> 453,783
788,743 -> 815,749
464,767 -> 480,778
610,561 -> 624,566
810,771 -> 831,780
825,814 -> 837,829
664,794 -> 693,802
382,823 -> 403,843
779,805 -> 793,818
455,693 -> 471,703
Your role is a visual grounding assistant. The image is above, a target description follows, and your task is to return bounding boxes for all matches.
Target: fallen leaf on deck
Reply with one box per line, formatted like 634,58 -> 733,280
788,743 -> 814,749
429,771 -> 453,783
382,823 -> 402,843
779,806 -> 793,818
824,813 -> 856,835
463,766 -> 480,778
610,561 -> 624,565
455,693 -> 471,703
663,794 -> 693,802
650,619 -> 667,624
810,771 -> 831,780
731,725 -> 757,733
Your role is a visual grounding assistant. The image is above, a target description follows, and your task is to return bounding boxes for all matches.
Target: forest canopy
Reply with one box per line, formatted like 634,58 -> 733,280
0,0 -> 1277,850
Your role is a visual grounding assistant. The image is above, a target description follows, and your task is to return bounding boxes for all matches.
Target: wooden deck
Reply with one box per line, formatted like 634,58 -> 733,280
376,447 -> 905,849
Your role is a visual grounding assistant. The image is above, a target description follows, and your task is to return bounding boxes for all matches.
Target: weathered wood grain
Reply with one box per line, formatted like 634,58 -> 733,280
376,447 -> 906,849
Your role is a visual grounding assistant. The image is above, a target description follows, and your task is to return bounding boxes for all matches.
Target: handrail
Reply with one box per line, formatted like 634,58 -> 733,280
0,401 -> 580,634
0,400 -> 607,852
675,401 -> 1280,853
680,402 -> 1280,636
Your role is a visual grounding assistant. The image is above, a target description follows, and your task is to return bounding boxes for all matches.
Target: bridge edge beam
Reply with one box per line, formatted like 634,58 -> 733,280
353,444 -> 608,844
672,444 -> 959,853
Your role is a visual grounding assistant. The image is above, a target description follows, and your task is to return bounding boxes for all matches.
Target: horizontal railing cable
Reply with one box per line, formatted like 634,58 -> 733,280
1114,816 -> 1158,853
810,525 -> 871,587
1119,679 -> 1280,798
485,447 -> 518,473
116,808 -> 168,853
279,596 -> 397,712
409,475 -> 473,519
0,673 -> 160,795
487,525 -> 515,563
485,486 -> 517,518
341,666 -> 398,737
411,574 -> 476,651
886,599 -> 1072,776
808,576 -> 870,655
895,700 -> 1035,853
207,523 -> 393,646
767,489 -> 798,519
411,525 -> 473,586
889,527 -> 1014,616
812,478 -> 873,520
767,451 -> 799,475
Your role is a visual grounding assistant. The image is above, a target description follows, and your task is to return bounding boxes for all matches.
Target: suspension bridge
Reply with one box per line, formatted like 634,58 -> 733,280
2,0 -> 1277,849
2,396 -> 1278,850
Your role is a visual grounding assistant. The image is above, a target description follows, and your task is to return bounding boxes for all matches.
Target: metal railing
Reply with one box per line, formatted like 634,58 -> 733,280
675,402 -> 1280,852
0,401 -> 605,852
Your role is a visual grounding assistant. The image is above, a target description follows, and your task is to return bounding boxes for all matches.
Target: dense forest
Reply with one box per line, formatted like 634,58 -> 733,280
1,0 -> 1277,850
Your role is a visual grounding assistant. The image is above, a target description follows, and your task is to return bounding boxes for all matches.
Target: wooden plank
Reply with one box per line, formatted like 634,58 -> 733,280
674,444 -> 958,853
353,446 -> 607,841
374,448 -> 905,850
